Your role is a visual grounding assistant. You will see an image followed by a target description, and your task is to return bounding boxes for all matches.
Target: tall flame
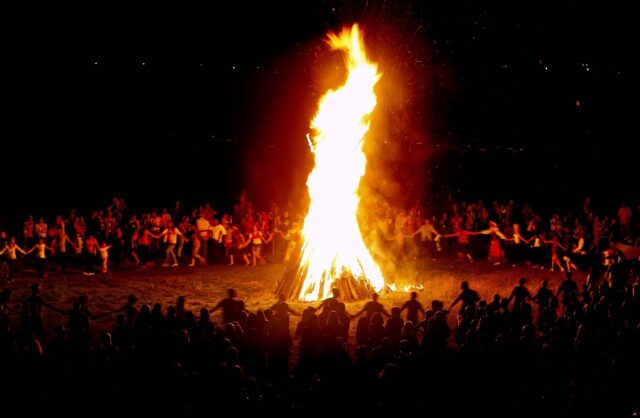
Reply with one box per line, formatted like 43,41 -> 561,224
296,24 -> 385,301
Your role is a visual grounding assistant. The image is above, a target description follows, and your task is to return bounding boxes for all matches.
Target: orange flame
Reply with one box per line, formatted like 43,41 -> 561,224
295,24 -> 385,301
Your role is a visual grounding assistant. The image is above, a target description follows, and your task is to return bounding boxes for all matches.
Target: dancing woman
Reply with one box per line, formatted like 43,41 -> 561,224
0,237 -> 28,279
503,223 -> 531,265
27,238 -> 54,278
443,225 -> 480,262
542,232 -> 566,272
480,221 -> 507,265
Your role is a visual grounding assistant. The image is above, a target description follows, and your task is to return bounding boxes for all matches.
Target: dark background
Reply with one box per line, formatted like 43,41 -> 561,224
1,1 -> 638,228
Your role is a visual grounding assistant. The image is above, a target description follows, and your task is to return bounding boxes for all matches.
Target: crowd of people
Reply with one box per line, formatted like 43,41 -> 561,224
0,193 -> 638,281
1,267 -> 638,413
0,192 -> 638,413
375,196 -> 638,272
1,192 -> 304,279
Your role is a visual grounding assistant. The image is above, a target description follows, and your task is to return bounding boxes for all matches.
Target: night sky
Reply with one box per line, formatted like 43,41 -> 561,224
1,2 -> 638,224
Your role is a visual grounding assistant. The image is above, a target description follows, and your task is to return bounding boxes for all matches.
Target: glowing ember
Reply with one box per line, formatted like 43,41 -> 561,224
295,24 -> 384,301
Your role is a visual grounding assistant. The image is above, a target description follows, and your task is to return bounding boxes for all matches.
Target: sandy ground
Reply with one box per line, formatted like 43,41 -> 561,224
5,257 -> 582,344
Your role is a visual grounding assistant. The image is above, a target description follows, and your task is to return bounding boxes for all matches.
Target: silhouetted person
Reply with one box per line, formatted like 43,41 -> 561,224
355,316 -> 370,346
424,311 -> 450,353
297,313 -> 322,377
557,272 -> 578,310
111,313 -> 133,352
268,300 -> 292,380
448,281 -> 480,315
401,292 -> 424,324
335,302 -> 351,341
67,294 -> 93,347
534,280 -> 554,310
352,293 -> 389,320
210,288 -> 240,324
385,307 -> 404,342
324,311 -> 344,339
369,312 -> 386,346
509,278 -> 533,308
271,293 -> 301,316
22,283 -> 57,340
317,288 -> 341,326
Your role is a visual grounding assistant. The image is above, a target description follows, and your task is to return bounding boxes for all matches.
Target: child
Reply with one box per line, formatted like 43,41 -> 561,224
99,242 -> 112,273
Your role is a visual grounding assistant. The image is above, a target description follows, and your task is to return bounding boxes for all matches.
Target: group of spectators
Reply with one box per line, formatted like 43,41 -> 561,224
1,259 -> 638,413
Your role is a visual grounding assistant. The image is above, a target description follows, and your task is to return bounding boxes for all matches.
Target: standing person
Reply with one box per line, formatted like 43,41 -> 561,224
530,233 -> 545,268
533,279 -> 554,311
176,216 -> 191,258
119,225 -> 139,266
149,210 -> 162,255
28,238 -> 53,278
350,293 -> 390,320
411,219 -> 441,260
222,219 -> 234,261
23,215 -> 35,248
134,227 -> 152,266
229,225 -> 250,266
52,228 -> 74,273
71,233 -> 84,263
508,278 -> 533,308
195,212 -> 211,261
0,237 -> 28,280
188,231 -> 206,267
209,219 -> 226,264
542,232 -> 566,272
448,281 -> 480,315
248,225 -> 266,266
401,291 -> 425,324
109,228 -> 125,269
557,272 -> 578,311
505,223 -> 530,266
98,242 -> 112,273
278,222 -> 301,263
74,215 -> 86,238
160,208 -> 172,229
150,221 -> 188,267
443,225 -> 479,262
84,235 -> 99,275
480,221 -> 507,265
35,218 -> 48,242
209,288 -> 240,324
